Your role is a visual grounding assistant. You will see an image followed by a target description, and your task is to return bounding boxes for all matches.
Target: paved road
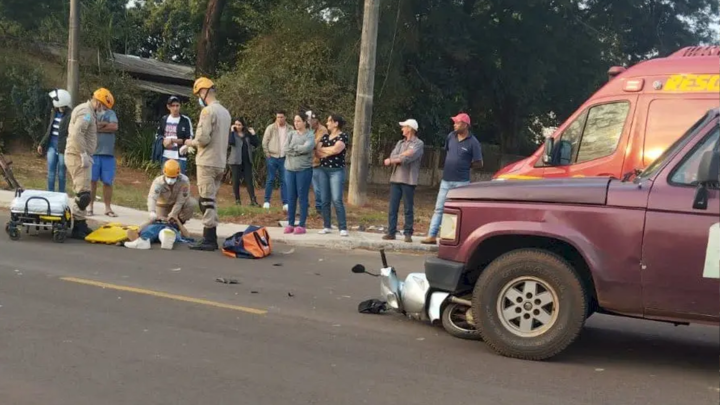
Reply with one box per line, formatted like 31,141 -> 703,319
0,220 -> 717,405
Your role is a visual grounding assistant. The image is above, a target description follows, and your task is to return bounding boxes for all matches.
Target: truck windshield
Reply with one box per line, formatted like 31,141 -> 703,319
636,110 -> 717,181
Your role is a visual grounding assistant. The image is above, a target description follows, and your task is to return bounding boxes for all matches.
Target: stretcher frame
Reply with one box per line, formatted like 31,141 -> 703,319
5,189 -> 72,243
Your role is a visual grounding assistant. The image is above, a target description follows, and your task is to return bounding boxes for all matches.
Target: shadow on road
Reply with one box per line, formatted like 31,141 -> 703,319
555,323 -> 717,373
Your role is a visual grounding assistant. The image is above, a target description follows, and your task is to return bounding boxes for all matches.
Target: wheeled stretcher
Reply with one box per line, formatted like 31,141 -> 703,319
5,189 -> 72,243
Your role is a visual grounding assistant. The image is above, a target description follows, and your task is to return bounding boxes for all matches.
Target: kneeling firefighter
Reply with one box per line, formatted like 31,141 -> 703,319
184,77 -> 231,251
148,159 -> 197,223
65,88 -> 114,239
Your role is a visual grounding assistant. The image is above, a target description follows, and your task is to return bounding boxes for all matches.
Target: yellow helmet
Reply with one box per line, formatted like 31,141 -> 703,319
163,159 -> 181,178
93,88 -> 115,109
193,77 -> 215,95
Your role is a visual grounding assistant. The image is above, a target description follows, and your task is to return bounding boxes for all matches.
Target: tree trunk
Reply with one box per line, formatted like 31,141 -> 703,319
196,0 -> 227,76
497,103 -> 519,155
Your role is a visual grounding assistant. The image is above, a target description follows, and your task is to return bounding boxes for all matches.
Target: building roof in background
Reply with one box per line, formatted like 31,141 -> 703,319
111,53 -> 194,82
35,43 -> 194,95
135,80 -> 194,97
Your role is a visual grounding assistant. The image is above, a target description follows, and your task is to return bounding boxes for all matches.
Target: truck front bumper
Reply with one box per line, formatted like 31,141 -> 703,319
424,256 -> 466,293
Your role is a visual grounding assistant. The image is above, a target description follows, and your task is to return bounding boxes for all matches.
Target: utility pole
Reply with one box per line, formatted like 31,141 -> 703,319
67,0 -> 80,106
348,0 -> 380,207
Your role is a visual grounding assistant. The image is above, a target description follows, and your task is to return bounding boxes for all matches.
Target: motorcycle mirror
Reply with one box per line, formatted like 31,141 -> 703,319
351,264 -> 366,274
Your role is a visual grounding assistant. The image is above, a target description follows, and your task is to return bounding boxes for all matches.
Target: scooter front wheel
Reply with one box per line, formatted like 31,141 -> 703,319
441,302 -> 482,341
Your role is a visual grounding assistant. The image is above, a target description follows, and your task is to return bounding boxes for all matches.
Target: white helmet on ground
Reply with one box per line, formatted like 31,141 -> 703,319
48,89 -> 72,108
159,228 -> 177,250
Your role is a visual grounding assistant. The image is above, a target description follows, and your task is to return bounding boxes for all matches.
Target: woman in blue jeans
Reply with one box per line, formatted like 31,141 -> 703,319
37,89 -> 72,193
314,114 -> 349,237
283,114 -> 316,235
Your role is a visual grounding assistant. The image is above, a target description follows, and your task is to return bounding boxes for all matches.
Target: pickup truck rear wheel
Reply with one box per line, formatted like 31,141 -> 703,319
472,248 -> 588,361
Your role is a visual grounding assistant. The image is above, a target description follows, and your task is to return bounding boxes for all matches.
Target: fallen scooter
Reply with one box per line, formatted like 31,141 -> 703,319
352,249 -> 481,340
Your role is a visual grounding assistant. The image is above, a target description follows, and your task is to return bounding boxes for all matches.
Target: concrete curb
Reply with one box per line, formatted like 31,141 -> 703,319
0,190 -> 438,254
265,233 -> 439,253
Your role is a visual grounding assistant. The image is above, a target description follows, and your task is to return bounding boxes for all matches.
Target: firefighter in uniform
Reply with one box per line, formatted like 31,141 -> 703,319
184,77 -> 232,251
65,88 -> 114,239
147,159 -> 197,224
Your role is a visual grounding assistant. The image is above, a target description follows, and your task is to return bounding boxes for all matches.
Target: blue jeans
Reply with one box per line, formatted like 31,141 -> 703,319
312,168 -> 323,212
428,180 -> 470,237
161,157 -> 188,175
285,168 -> 313,227
46,146 -> 66,192
388,182 -> 415,235
317,167 -> 347,231
264,157 -> 287,205
140,222 -> 193,244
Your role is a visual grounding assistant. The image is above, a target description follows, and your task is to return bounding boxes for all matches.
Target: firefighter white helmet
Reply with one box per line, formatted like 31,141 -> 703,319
48,89 -> 72,108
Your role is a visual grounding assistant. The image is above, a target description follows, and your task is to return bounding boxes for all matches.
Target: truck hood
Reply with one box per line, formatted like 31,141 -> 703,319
447,177 -> 612,205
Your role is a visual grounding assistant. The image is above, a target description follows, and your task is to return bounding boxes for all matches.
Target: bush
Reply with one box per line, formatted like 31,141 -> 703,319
0,55 -> 52,150
118,124 -> 161,173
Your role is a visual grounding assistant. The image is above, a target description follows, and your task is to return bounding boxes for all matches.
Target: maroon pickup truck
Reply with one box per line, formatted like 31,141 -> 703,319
425,108 -> 720,361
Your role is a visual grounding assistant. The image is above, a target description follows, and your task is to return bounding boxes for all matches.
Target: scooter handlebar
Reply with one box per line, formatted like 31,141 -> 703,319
380,249 -> 388,268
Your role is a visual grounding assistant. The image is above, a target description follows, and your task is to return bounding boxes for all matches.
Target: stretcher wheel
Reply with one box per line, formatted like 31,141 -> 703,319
53,229 -> 67,243
7,225 -> 20,241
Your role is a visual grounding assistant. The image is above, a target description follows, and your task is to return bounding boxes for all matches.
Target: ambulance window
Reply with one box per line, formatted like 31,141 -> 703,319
556,110 -> 589,165
669,128 -> 719,186
575,101 -> 630,163
644,99 -> 719,166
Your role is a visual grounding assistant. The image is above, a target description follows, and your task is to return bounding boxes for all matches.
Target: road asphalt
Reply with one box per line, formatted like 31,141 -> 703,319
0,215 -> 717,405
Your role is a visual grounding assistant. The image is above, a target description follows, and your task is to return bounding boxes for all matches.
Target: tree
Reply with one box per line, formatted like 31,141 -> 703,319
196,0 -> 227,76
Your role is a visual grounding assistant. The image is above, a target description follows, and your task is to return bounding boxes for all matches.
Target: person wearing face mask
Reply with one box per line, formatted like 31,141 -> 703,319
64,88 -> 114,239
183,77 -> 232,251
147,159 -> 197,224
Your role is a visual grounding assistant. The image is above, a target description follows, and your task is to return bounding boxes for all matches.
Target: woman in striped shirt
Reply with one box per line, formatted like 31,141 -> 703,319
38,89 -> 73,193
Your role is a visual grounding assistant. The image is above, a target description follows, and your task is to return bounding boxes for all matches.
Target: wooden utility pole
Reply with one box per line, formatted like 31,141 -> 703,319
67,0 -> 80,106
348,0 -> 381,207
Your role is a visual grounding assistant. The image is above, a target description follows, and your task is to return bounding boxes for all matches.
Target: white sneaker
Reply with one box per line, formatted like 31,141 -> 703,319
263,202 -> 270,209
318,228 -> 332,234
340,230 -> 349,237
283,204 -> 289,212
159,228 -> 176,250
124,238 -> 151,250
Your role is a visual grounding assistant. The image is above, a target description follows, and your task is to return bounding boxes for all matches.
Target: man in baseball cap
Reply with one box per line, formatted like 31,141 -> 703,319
421,112 -> 483,245
382,118 -> 424,242
157,95 -> 194,175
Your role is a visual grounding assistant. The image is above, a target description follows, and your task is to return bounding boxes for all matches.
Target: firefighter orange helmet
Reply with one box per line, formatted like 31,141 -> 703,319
93,88 -> 115,109
163,159 -> 181,178
193,77 -> 215,95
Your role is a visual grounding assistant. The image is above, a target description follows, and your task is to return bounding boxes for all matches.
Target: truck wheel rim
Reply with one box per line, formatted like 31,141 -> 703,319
496,276 -> 559,338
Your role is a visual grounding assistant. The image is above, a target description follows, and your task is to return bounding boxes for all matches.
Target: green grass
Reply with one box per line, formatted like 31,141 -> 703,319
357,212 -> 387,224
13,167 -> 148,210
107,183 -> 148,210
217,205 -> 271,217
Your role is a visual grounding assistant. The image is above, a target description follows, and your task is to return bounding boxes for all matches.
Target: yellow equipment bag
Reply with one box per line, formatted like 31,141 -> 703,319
85,223 -> 140,244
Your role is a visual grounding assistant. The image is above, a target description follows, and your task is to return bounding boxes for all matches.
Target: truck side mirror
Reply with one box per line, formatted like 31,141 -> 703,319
542,137 -> 555,164
692,150 -> 719,210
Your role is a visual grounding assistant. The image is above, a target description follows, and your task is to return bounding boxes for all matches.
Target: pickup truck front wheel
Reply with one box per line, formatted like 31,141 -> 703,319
472,248 -> 588,361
